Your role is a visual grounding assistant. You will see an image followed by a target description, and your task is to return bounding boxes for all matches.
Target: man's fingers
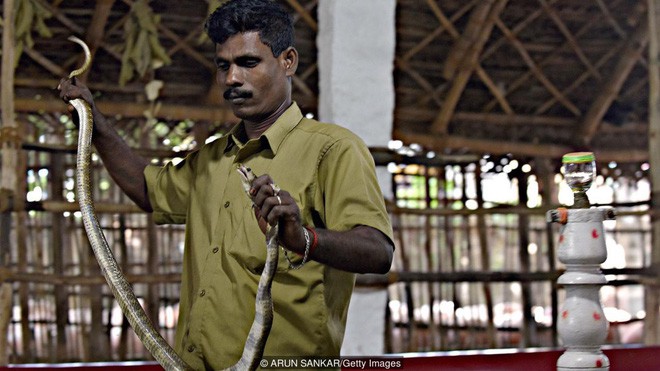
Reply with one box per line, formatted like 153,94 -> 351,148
261,194 -> 283,226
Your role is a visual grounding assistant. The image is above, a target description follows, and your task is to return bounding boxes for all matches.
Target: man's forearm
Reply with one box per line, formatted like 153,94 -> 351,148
90,108 -> 152,212
307,226 -> 393,274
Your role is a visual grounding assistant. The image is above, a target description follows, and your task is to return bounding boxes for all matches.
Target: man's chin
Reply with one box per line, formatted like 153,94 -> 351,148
230,105 -> 254,120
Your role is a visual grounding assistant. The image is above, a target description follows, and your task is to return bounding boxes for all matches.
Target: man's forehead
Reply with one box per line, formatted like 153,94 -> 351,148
215,31 -> 269,56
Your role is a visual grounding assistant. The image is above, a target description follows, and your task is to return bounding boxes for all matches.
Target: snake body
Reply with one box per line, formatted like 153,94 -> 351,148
68,36 -> 278,371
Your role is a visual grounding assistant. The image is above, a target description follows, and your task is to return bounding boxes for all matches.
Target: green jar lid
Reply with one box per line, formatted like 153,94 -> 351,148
562,152 -> 595,163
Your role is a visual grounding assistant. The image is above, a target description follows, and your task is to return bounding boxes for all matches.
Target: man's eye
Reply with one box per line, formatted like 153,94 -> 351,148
243,60 -> 259,68
217,63 -> 229,71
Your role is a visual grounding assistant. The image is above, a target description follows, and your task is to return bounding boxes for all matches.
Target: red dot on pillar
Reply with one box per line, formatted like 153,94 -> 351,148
559,235 -> 564,243
593,312 -> 601,320
592,229 -> 599,238
596,359 -> 603,367
562,310 -> 568,318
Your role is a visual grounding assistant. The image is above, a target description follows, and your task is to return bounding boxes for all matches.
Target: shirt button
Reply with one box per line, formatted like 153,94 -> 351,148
224,201 -> 230,208
212,247 -> 219,253
187,345 -> 196,352
200,289 -> 206,297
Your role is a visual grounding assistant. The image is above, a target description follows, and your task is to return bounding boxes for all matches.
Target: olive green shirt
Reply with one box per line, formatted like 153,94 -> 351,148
144,103 -> 393,370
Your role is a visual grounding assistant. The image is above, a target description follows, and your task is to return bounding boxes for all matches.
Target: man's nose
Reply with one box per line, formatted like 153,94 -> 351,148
223,65 -> 243,86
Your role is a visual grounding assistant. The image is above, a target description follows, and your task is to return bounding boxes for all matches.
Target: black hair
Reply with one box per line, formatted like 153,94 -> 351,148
205,0 -> 295,57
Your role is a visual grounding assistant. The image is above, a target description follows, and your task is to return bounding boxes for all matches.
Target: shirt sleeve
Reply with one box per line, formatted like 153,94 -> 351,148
317,134 -> 394,243
144,151 -> 199,225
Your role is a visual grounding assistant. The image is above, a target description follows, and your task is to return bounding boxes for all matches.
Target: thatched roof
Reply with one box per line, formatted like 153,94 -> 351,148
9,0 -> 651,170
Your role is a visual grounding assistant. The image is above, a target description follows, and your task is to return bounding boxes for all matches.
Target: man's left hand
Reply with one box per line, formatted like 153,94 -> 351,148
249,174 -> 307,253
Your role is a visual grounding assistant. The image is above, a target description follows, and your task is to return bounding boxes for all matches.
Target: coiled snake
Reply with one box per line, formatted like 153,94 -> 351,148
67,36 -> 278,371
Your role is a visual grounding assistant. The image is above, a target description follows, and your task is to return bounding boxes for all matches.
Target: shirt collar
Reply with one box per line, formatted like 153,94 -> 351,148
224,102 -> 303,156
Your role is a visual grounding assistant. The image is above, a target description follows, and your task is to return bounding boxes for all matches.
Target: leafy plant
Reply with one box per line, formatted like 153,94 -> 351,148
119,0 -> 171,86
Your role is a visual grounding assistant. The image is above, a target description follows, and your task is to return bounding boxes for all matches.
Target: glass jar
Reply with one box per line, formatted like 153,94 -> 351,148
562,152 -> 596,208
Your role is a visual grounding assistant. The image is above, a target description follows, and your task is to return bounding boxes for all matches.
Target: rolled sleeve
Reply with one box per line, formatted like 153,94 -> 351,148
318,136 -> 394,242
144,160 -> 192,225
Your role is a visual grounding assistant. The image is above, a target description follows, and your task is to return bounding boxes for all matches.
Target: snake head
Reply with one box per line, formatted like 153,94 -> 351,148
237,164 -> 256,196
237,164 -> 270,234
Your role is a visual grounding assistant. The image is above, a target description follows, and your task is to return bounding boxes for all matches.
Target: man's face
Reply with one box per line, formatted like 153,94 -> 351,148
214,31 -> 291,122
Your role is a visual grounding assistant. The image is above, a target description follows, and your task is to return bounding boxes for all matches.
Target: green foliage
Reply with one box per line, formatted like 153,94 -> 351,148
119,0 -> 171,86
12,0 -> 53,67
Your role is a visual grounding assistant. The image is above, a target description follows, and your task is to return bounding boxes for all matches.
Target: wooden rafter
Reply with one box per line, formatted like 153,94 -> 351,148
596,0 -> 627,38
395,58 -> 444,106
442,0 -> 496,80
431,0 -> 509,134
480,0 -> 558,62
14,98 -> 236,124
483,1 -> 612,111
7,0 -> 654,164
423,0 -> 513,114
536,40 -> 625,114
538,0 -> 600,80
80,0 -> 116,83
166,24 -> 205,58
621,75 -> 650,101
105,0 -> 215,75
578,17 -> 649,143
396,107 -> 574,126
394,129 -> 648,163
36,0 -> 123,65
285,0 -> 318,32
401,0 -> 475,63
399,1 -> 475,107
285,0 -> 317,104
495,17 -> 581,116
23,48 -> 67,77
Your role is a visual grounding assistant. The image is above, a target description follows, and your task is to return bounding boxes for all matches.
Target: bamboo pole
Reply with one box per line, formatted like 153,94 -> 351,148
0,0 -> 17,363
51,153 -> 69,361
423,169 -> 439,349
0,283 -> 11,365
537,157 -> 560,346
516,169 -> 535,347
146,215 -> 159,332
431,0 -> 509,134
646,0 -> 660,345
118,213 -> 131,360
475,165 -> 497,348
579,16 -> 649,143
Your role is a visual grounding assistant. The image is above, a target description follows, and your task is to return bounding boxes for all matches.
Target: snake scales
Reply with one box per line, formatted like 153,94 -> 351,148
68,36 -> 278,371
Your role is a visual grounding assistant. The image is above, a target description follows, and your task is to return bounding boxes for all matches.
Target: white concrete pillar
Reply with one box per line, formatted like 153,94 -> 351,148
316,0 -> 396,356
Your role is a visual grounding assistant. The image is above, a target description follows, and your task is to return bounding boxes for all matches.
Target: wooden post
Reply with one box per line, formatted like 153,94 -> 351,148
51,153 -> 69,361
475,164 -> 497,348
535,156 -> 560,345
516,169 -> 536,347
646,0 -> 660,345
147,215 -> 160,335
0,0 -> 17,365
0,283 -> 11,365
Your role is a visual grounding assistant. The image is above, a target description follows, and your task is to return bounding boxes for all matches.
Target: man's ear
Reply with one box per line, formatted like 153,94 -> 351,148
281,47 -> 299,76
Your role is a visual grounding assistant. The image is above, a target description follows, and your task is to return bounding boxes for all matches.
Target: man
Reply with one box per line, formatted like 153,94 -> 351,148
59,0 -> 394,369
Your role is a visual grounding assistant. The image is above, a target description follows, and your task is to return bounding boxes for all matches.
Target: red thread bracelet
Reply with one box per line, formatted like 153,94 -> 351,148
305,226 -> 318,254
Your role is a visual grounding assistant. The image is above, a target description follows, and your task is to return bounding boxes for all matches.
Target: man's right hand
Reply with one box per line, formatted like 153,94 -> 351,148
57,77 -> 97,123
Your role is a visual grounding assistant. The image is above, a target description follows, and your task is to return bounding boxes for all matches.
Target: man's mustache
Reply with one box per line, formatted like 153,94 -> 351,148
223,88 -> 253,100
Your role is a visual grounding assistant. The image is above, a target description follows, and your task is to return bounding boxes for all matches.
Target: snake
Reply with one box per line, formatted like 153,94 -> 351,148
67,36 -> 278,371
